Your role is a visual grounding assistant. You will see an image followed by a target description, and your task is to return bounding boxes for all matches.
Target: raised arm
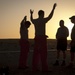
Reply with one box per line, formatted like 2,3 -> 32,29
21,16 -> 27,25
46,3 -> 57,21
24,16 -> 27,22
30,9 -> 34,23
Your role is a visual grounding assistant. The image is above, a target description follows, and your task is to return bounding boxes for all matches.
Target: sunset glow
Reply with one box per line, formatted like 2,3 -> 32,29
0,0 -> 75,39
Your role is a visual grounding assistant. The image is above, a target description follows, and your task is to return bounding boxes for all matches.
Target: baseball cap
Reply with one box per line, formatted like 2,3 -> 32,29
69,15 -> 75,19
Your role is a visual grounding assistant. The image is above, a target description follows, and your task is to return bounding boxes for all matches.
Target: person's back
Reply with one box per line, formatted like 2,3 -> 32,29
53,20 -> 69,66
30,3 -> 57,71
56,26 -> 69,39
56,20 -> 69,39
30,4 -> 57,36
19,16 -> 31,69
20,23 -> 28,40
32,17 -> 47,36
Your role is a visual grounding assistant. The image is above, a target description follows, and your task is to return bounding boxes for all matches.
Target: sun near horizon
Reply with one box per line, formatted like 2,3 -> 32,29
0,0 -> 75,40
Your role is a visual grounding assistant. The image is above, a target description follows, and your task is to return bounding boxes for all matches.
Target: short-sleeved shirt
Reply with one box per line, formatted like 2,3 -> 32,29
56,26 -> 69,39
56,26 -> 69,50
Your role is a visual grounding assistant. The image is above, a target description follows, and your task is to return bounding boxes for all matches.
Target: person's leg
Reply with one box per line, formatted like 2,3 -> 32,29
23,41 -> 29,67
53,50 -> 60,66
68,46 -> 75,68
67,52 -> 74,68
53,39 -> 61,66
32,39 -> 40,71
19,40 -> 29,68
57,50 -> 60,60
62,51 -> 66,60
40,41 -> 48,71
61,39 -> 67,66
61,51 -> 66,66
70,46 -> 75,65
70,52 -> 74,64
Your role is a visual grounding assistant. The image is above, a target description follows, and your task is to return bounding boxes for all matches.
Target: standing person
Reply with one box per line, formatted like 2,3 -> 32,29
68,16 -> 75,68
19,16 -> 31,69
30,3 -> 57,71
53,20 -> 69,66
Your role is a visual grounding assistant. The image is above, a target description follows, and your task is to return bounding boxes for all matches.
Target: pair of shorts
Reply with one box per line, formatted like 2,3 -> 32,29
57,39 -> 67,51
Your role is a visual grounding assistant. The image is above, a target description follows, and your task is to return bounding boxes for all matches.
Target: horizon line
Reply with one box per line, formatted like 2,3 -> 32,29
0,38 -> 71,40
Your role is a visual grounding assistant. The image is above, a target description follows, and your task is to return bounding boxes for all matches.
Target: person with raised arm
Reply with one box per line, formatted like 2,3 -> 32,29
30,3 -> 57,72
19,16 -> 31,69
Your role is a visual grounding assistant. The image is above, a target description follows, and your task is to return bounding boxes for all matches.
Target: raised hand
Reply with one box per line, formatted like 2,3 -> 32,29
53,3 -> 57,9
30,9 -> 34,14
24,16 -> 27,21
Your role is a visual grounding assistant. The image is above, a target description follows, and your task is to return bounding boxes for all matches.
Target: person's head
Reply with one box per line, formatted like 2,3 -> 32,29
69,16 -> 75,24
38,10 -> 44,18
59,20 -> 64,27
25,21 -> 31,28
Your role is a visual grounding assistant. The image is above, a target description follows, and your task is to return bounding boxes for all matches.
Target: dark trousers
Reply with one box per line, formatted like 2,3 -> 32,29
19,39 -> 29,68
32,36 -> 48,71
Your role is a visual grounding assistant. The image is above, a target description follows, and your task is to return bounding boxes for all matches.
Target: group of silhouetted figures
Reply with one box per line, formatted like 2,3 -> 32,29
18,3 -> 75,72
1,3 -> 75,75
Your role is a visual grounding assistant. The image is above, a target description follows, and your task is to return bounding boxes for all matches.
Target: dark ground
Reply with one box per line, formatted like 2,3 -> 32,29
0,50 -> 75,75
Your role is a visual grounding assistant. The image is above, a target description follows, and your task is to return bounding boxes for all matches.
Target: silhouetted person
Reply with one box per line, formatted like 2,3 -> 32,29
53,20 -> 69,66
30,3 -> 57,71
68,16 -> 75,68
19,16 -> 31,69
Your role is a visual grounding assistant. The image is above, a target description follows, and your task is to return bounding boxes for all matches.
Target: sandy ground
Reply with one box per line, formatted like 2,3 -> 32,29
0,50 -> 75,75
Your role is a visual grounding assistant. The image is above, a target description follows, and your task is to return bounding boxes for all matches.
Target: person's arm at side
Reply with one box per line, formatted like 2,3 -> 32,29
66,28 -> 69,37
45,3 -> 57,22
56,28 -> 59,39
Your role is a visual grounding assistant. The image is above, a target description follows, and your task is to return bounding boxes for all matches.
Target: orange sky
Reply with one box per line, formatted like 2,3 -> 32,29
0,0 -> 75,39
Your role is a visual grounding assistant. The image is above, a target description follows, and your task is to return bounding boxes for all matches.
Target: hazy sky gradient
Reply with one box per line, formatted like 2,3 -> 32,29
0,0 -> 75,39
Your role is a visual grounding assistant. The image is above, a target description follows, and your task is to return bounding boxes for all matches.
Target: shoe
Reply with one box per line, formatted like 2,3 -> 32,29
53,60 -> 59,66
61,60 -> 66,66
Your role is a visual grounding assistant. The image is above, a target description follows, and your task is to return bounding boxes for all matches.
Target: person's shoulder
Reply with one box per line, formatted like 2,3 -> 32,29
57,27 -> 60,31
63,26 -> 67,28
58,27 -> 61,29
63,26 -> 69,31
32,18 -> 38,22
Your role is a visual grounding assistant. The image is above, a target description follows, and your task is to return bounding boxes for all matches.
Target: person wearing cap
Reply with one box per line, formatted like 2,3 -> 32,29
53,20 -> 69,66
30,3 -> 57,71
19,16 -> 31,69
68,16 -> 75,67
